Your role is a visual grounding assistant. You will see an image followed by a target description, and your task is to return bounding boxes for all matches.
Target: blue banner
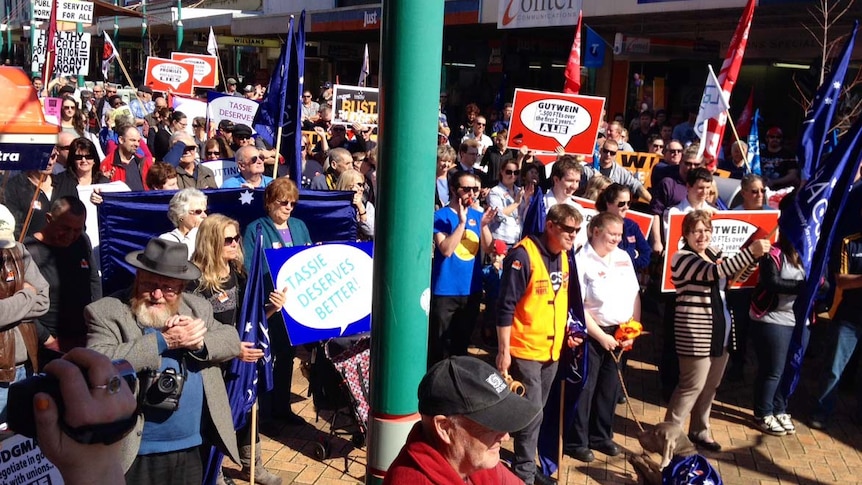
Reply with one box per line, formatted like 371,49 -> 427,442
584,25 -> 605,69
0,138 -> 54,172
253,18 -> 292,148
265,241 -> 373,346
747,109 -> 761,175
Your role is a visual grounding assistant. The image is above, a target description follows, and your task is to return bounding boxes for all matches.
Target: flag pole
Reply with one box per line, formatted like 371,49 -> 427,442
272,124 -> 283,179
723,109 -> 749,172
249,401 -> 258,484
18,173 -> 47,242
556,380 -> 565,480
113,52 -> 136,89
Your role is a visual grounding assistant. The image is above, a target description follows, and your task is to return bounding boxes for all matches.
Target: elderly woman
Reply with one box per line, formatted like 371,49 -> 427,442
243,177 -> 310,426
336,169 -> 374,241
667,210 -> 770,451
567,212 -> 640,462
435,145 -> 455,209
203,138 -> 224,161
158,188 -> 207,258
486,160 -> 524,247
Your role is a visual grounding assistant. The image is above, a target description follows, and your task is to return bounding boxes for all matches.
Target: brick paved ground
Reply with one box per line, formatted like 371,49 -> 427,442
226,313 -> 862,485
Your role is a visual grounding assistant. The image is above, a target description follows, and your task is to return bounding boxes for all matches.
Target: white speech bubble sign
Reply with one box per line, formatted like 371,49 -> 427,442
181,58 -> 212,83
152,63 -> 190,90
519,99 -> 593,148
275,244 -> 373,335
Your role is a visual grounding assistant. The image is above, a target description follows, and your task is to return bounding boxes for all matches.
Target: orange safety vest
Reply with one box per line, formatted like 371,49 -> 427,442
510,238 -> 569,362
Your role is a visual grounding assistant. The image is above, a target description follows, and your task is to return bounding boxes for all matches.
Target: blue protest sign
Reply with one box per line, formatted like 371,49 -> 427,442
266,241 -> 373,345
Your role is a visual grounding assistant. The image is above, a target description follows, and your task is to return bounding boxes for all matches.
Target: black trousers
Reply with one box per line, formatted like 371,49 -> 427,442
567,327 -> 620,448
126,446 -> 202,485
428,293 -> 482,367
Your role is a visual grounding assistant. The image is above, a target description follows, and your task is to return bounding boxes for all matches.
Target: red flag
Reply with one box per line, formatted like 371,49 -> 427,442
701,0 -> 755,171
735,87 -> 755,140
43,0 -> 59,83
564,10 -> 582,94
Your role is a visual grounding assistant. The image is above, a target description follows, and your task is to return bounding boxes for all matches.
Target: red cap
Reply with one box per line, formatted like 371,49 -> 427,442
766,127 -> 783,137
492,239 -> 508,255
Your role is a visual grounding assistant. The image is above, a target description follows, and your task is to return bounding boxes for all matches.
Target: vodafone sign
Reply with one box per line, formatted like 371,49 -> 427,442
498,0 -> 581,29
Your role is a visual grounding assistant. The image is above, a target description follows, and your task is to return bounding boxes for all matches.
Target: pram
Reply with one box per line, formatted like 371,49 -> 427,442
305,334 -> 370,461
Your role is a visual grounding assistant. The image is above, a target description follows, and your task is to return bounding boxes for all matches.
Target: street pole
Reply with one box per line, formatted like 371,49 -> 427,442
365,0 -> 444,484
76,22 -> 84,86
176,0 -> 183,50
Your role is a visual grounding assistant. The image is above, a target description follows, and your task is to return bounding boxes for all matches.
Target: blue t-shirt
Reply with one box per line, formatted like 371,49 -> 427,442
431,206 -> 483,296
221,174 -> 273,189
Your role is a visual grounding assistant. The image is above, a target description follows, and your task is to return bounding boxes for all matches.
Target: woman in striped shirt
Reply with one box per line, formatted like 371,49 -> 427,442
665,210 -> 770,451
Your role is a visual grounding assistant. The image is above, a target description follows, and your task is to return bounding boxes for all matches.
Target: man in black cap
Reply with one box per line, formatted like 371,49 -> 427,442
129,84 -> 155,137
226,78 -> 241,97
86,238 -> 240,483
384,356 -> 540,484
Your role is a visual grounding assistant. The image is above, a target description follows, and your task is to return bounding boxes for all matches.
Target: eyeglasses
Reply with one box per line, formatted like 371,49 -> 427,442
459,186 -> 481,193
224,235 -> 241,245
749,188 -> 767,194
63,105 -> 76,110
682,162 -> 700,168
689,229 -> 713,236
182,146 -> 197,154
188,209 -> 206,215
245,155 -> 263,164
616,200 -> 631,208
277,200 -> 296,207
139,281 -> 181,296
72,154 -> 95,161
556,222 -> 581,234
601,148 -> 616,156
652,144 -> 664,149
667,149 -> 683,154
206,150 -> 221,156
504,169 -> 520,176
302,95 -> 312,98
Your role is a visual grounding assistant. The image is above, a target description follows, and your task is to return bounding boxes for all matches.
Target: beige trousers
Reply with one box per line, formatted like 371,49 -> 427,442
664,350 -> 729,440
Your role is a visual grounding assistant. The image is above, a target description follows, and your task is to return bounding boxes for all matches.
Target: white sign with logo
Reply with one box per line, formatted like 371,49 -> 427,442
201,159 -> 239,188
497,0 -> 581,29
57,0 -> 94,24
0,434 -> 63,484
33,0 -> 53,21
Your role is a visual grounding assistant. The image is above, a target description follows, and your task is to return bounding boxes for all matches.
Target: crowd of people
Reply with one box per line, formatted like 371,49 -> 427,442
1,72 -> 860,485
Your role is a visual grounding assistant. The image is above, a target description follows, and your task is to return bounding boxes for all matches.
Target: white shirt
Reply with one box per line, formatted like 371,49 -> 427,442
544,192 -> 588,250
575,243 -> 639,327
461,132 -> 493,156
159,227 -> 197,260
664,197 -> 711,233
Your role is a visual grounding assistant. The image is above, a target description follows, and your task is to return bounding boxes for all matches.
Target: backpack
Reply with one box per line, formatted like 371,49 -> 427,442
750,247 -> 782,320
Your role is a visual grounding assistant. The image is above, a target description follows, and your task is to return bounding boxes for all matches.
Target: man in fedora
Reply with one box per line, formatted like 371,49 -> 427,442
384,356 -> 541,484
85,238 -> 240,484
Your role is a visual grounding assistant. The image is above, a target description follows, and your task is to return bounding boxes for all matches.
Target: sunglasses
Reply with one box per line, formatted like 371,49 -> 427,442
556,222 -> 581,234
224,235 -> 241,245
652,144 -> 664,149
683,162 -> 700,168
188,209 -> 206,215
667,149 -> 683,154
235,136 -> 251,141
72,154 -> 96,161
246,155 -> 262,164
63,105 -> 76,110
750,188 -> 767,194
459,186 -> 481,193
182,146 -> 197,154
767,136 -> 782,140
601,148 -> 617,156
277,200 -> 296,207
302,95 -> 312,98
617,200 -> 631,208
476,122 -> 486,126
504,169 -> 521,176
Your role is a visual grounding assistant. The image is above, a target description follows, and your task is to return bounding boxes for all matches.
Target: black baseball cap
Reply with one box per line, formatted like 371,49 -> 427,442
418,356 -> 540,433
232,123 -> 253,139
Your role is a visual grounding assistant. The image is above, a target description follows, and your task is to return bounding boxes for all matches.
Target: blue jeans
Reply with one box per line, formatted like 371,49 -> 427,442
0,365 -> 29,424
752,322 -> 809,418
510,358 -> 558,484
815,320 -> 862,418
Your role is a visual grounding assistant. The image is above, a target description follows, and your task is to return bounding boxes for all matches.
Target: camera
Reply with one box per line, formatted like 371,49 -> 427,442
6,359 -> 139,444
138,362 -> 186,412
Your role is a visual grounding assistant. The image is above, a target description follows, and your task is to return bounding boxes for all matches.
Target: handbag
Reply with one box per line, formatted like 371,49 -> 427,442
750,247 -> 782,320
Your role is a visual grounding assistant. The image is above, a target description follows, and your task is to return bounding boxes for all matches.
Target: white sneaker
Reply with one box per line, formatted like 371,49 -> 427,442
757,415 -> 787,436
775,413 -> 796,434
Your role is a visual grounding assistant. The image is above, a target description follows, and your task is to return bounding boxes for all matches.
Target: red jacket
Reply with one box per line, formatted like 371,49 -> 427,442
100,139 -> 154,190
383,422 -> 523,485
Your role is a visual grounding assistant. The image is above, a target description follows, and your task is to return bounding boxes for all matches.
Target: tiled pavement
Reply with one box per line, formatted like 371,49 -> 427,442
227,320 -> 862,485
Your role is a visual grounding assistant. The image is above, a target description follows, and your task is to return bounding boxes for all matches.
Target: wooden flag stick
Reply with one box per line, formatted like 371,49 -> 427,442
18,173 -> 47,242
249,401 -> 258,484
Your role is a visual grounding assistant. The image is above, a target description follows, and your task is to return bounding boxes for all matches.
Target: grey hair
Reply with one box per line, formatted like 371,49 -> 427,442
170,131 -> 195,147
167,188 -> 207,227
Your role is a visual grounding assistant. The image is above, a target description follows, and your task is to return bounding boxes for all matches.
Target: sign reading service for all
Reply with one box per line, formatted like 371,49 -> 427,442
266,242 -> 373,346
507,88 -> 605,157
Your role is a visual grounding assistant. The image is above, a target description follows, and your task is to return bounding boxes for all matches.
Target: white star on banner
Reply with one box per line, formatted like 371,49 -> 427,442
245,321 -> 253,333
239,190 -> 254,205
833,81 -> 842,89
824,97 -> 833,105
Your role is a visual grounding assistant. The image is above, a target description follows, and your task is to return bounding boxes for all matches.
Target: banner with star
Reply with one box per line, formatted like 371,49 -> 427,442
97,187 -> 356,294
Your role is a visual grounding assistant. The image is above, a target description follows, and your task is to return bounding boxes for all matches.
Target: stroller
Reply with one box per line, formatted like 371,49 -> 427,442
305,334 -> 370,461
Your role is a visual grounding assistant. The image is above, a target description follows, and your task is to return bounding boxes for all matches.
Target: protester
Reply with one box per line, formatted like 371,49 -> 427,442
159,188 -> 208,258
310,147 -> 352,190
718,140 -> 749,179
5,141 -> 60,238
221,146 -> 273,189
129,85 -> 155,136
583,175 -> 613,201
147,107 -> 173,161
172,133 -> 218,189
203,138 -> 224,161
596,183 -> 651,272
100,124 -> 153,192
486,160 -> 525,247
666,210 -> 769,451
760,127 -> 800,190
53,137 -> 110,196
383,356 -> 540,484
335,169 -> 374,241
145,161 -> 179,191
733,174 -> 768,210
193,116 -> 208,153
481,240 -> 507,347
597,138 -> 651,202
60,95 -> 106,160
435,145 -> 456,209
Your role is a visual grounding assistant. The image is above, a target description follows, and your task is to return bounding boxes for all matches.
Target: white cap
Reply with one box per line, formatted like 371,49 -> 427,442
0,205 -> 16,248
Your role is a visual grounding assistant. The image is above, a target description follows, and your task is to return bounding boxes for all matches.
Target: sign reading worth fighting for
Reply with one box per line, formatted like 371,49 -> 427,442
660,210 -> 779,293
170,52 -> 218,89
332,84 -> 379,127
144,57 -> 195,95
266,242 -> 373,346
507,88 -> 605,157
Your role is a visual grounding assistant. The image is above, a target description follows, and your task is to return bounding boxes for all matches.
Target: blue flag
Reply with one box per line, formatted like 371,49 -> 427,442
520,186 -> 547,239
584,25 -> 605,68
203,227 -> 274,485
798,21 -> 858,182
779,108 -> 862,397
253,18 -> 293,148
97,188 -> 356,295
285,11 -> 306,183
747,109 -> 761,175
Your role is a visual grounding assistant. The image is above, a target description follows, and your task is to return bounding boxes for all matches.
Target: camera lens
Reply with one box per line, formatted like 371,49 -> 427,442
157,374 -> 177,393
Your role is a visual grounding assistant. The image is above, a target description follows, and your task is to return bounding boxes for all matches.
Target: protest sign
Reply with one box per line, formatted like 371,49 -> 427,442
144,57 -> 195,95
661,210 -> 779,292
77,181 -> 130,251
33,0 -> 52,21
54,31 -> 91,77
43,97 -> 62,124
171,95 -> 206,136
202,159 -> 238,187
0,433 -> 63,484
30,29 -> 47,75
207,91 -> 259,132
507,88 -> 605,157
57,0 -> 94,24
616,151 -> 661,190
332,84 -> 379,127
171,53 -> 218,89
266,242 -> 373,345
573,196 -> 652,238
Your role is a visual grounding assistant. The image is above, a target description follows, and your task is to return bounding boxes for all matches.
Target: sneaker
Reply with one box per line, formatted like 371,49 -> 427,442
757,415 -> 787,436
775,413 -> 796,434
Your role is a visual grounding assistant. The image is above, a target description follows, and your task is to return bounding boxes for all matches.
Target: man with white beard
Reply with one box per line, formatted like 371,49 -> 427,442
86,238 -> 240,485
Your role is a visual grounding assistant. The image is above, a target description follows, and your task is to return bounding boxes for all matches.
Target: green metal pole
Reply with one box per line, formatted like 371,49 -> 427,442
5,1 -> 11,63
76,22 -> 84,86
113,0 -> 118,40
366,0 -> 444,483
176,0 -> 183,50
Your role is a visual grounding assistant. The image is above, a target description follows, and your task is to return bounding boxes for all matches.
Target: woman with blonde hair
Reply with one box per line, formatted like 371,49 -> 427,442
583,175 -> 613,201
336,168 -> 374,241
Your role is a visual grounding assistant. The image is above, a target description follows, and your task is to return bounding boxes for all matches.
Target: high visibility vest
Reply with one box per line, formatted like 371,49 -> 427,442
510,238 -> 569,362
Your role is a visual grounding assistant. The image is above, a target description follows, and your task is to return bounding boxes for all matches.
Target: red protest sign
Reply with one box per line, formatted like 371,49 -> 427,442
660,210 -> 779,292
144,57 -> 195,95
507,88 -> 605,156
170,53 -> 218,89
573,197 -> 653,239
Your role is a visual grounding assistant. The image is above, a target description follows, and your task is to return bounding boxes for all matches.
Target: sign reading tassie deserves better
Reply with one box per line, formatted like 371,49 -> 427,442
661,210 -> 779,292
266,242 -> 373,345
144,57 -> 195,95
507,88 -> 605,157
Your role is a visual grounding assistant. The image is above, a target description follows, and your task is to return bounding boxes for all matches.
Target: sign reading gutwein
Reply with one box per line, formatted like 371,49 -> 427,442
507,88 -> 605,157
144,57 -> 195,95
332,84 -> 379,127
0,434 -> 63,484
266,242 -> 373,346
